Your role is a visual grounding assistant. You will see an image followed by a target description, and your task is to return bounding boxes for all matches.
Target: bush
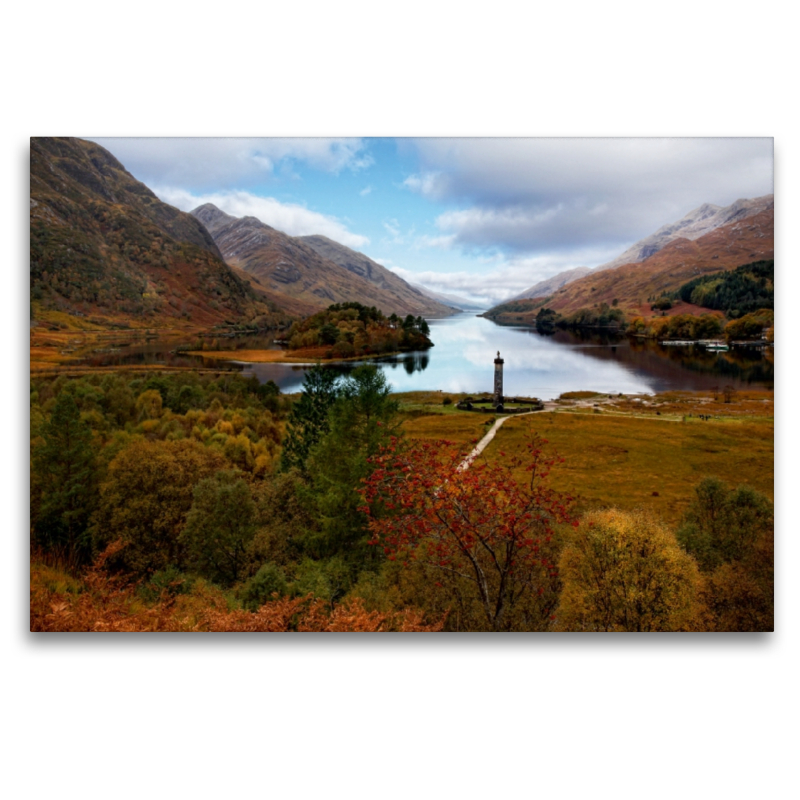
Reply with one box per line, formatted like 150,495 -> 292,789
238,563 -> 288,611
442,396 -> 453,405
138,567 -> 195,602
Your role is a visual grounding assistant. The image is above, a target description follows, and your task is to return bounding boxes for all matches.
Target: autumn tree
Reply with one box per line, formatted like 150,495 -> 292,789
557,509 -> 707,632
362,434 -> 574,631
32,390 -> 97,564
180,470 -> 257,586
92,439 -> 226,577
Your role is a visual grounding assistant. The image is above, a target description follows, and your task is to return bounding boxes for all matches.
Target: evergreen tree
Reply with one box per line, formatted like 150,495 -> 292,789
32,390 -> 96,563
279,365 -> 342,474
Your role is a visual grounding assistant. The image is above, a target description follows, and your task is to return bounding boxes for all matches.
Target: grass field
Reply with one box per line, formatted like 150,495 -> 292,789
399,390 -> 774,526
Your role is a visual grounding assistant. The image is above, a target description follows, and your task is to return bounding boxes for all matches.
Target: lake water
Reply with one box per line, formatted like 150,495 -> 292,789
72,313 -> 772,399
238,313 -> 773,399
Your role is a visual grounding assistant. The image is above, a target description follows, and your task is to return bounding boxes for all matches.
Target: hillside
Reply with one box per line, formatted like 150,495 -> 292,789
507,195 -> 773,307
546,206 -> 774,318
192,204 -> 453,318
594,194 -> 774,272
298,236 -> 454,316
487,205 -> 774,323
509,266 -> 591,302
30,137 -> 285,330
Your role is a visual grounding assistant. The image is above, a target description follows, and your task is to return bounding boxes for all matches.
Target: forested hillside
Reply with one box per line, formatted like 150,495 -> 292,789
673,260 -> 773,317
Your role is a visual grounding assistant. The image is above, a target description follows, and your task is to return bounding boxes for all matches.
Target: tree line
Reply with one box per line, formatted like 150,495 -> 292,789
30,368 -> 772,631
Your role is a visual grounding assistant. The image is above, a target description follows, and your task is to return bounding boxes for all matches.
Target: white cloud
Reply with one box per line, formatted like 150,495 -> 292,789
88,137 -> 373,190
360,185 -> 373,196
415,234 -> 456,250
383,218 -> 401,238
403,172 -> 448,198
403,138 -> 773,259
155,186 -> 369,249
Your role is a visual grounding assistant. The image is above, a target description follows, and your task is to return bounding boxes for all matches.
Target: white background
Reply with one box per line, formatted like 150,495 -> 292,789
4,2 -> 796,798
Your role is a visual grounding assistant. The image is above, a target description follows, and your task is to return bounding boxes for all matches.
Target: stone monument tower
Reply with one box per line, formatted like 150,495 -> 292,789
493,350 -> 504,407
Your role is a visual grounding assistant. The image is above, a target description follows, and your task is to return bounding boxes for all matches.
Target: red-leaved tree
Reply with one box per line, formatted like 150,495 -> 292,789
361,434 -> 575,631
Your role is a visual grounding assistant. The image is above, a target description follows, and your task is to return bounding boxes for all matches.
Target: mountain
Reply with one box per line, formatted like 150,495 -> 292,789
407,282 -> 486,312
298,235 -> 454,316
30,137 -> 286,329
506,195 -> 773,306
509,266 -> 592,302
594,195 -> 774,272
191,204 -> 454,317
542,206 -> 774,318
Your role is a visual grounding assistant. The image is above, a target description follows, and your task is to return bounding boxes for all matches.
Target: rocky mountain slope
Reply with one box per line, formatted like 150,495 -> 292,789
30,137 -> 285,329
594,194 -> 774,272
192,204 -> 453,317
509,266 -> 592,302
543,206 -> 774,318
507,195 -> 773,306
298,235 -> 453,316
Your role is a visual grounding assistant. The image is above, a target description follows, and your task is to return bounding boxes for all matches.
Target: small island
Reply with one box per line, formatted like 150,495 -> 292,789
190,302 -> 433,363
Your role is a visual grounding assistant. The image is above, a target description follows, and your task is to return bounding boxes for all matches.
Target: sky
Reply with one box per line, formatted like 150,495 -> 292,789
89,137 -> 773,308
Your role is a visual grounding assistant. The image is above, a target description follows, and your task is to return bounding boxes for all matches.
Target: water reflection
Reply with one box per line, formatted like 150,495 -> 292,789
68,314 -> 773,399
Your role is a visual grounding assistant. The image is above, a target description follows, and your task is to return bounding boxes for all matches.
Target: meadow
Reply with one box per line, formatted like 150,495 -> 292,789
400,390 -> 774,525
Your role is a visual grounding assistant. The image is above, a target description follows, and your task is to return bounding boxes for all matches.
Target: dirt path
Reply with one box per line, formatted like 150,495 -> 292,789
458,410 -> 543,471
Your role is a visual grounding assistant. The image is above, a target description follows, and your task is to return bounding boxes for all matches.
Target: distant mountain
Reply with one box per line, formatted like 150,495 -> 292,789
192,204 -> 454,317
594,195 -> 774,272
509,266 -> 592,302
542,206 -> 774,318
298,235 -> 454,316
30,137 -> 286,328
407,282 -> 485,312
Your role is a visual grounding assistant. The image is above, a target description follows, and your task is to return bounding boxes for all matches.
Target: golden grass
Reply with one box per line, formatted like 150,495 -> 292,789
401,410 -> 495,445
188,349 -> 298,363
485,412 -> 772,525
400,390 -> 773,526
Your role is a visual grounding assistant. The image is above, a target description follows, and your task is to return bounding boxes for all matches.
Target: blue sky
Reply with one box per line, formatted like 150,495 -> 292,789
90,137 -> 773,307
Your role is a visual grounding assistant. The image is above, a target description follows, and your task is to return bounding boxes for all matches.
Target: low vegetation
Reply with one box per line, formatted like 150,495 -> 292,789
30,367 -> 773,632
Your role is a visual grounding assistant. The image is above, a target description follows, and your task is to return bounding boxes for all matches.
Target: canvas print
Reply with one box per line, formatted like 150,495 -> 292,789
29,137 -> 774,632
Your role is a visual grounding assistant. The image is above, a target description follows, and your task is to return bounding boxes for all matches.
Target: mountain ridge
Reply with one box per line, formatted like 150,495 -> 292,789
504,194 -> 774,308
191,204 -> 454,318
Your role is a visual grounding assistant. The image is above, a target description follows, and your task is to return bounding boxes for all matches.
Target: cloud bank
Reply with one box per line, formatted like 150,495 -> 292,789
404,138 -> 773,260
155,187 -> 369,249
390,242 -> 621,307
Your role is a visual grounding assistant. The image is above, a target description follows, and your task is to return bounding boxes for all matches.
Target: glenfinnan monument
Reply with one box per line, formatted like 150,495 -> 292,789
493,351 -> 504,407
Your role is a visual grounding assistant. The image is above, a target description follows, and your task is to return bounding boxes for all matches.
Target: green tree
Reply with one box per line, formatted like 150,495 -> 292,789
32,390 -> 97,564
279,365 -> 341,474
676,478 -> 773,571
303,365 -> 401,566
677,478 -> 773,631
180,470 -> 257,586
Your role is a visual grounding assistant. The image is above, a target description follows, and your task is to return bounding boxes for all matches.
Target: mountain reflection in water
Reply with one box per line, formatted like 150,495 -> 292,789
71,314 -> 773,399
241,314 -> 772,398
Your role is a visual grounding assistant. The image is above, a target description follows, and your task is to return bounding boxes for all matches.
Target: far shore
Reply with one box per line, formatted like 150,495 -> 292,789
186,347 -> 417,364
